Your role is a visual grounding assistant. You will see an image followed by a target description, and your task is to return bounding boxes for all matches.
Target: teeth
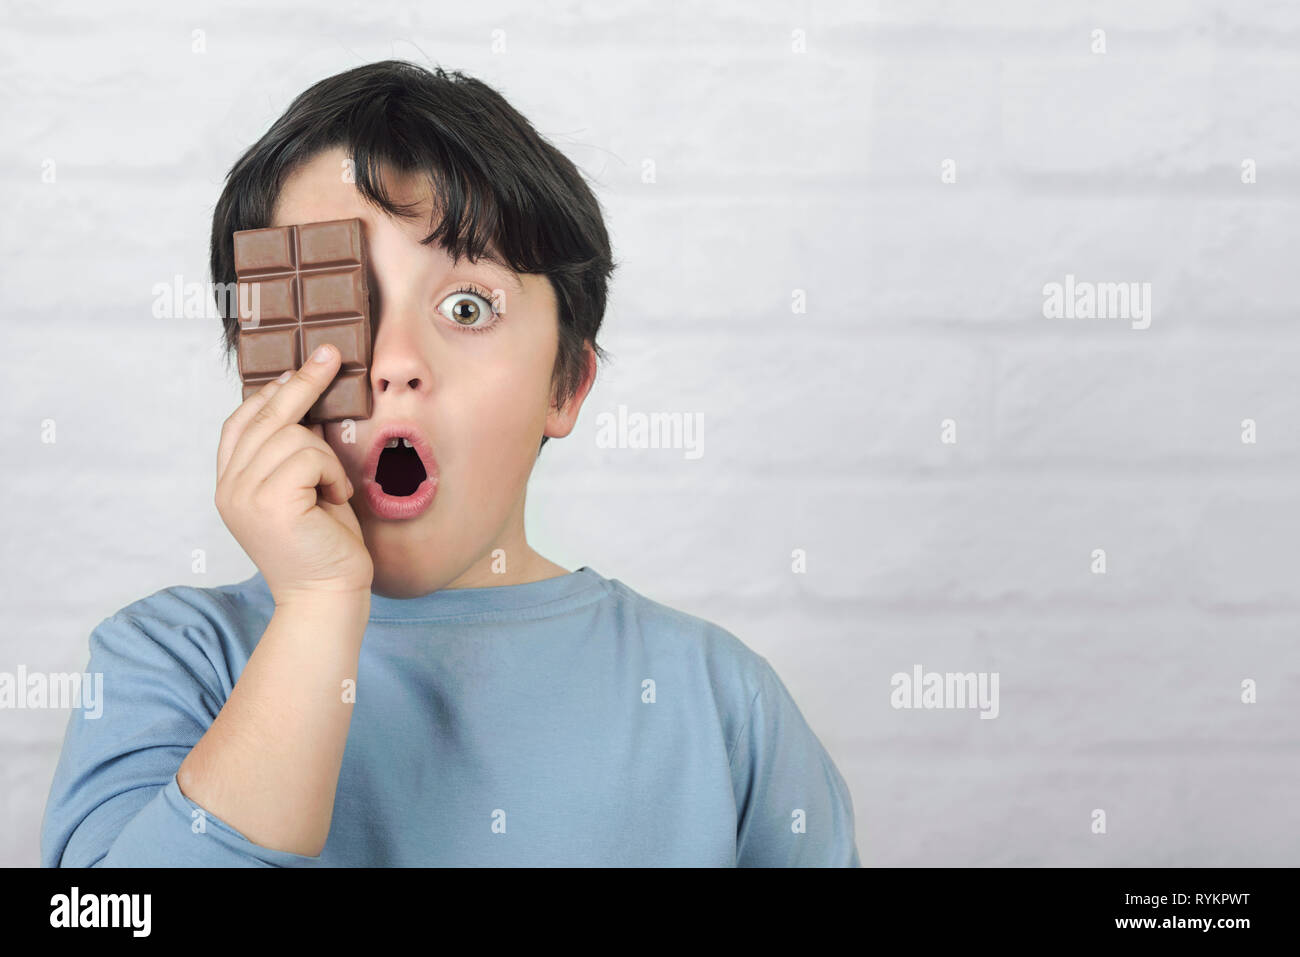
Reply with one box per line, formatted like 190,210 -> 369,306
401,438 -> 413,448
385,439 -> 400,448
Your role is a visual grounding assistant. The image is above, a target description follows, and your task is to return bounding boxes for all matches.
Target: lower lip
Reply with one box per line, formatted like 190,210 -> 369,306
363,476 -> 438,520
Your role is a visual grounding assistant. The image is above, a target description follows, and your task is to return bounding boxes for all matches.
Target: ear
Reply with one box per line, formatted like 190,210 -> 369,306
544,343 -> 597,440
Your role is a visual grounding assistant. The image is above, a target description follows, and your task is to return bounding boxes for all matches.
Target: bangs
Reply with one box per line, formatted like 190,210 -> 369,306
346,127 -> 512,271
278,66 -> 566,277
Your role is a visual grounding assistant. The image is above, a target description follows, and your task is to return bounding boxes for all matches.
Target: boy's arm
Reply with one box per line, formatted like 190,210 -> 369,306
729,658 -> 862,867
41,597 -> 366,867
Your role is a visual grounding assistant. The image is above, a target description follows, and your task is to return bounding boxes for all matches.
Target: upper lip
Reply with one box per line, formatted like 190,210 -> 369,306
363,422 -> 439,486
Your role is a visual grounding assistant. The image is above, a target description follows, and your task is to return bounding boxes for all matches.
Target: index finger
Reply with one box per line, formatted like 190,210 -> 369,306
217,373 -> 291,480
222,344 -> 341,479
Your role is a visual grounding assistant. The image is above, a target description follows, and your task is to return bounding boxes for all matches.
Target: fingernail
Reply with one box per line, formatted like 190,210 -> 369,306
313,344 -> 335,363
276,370 -> 293,383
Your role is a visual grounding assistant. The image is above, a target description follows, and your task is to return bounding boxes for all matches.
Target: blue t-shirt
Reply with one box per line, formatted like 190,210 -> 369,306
41,567 -> 860,867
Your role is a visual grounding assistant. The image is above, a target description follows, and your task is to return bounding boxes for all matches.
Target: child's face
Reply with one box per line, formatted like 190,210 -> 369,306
268,146 -> 587,597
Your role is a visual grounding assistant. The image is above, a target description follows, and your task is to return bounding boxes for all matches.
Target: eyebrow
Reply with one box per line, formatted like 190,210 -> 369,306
474,251 -> 525,295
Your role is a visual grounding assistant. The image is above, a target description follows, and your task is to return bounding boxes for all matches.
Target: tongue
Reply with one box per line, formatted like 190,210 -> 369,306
376,446 -> 427,497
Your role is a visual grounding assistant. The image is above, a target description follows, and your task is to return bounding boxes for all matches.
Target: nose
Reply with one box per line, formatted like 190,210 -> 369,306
374,364 -> 425,396
369,317 -> 432,404
372,357 -> 429,402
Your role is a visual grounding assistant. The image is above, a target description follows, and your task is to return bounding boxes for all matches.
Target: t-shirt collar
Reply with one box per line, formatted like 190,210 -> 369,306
364,565 -> 604,622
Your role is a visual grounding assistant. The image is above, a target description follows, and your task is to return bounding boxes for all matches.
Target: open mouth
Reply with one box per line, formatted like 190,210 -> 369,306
375,437 -> 427,497
363,426 -> 439,520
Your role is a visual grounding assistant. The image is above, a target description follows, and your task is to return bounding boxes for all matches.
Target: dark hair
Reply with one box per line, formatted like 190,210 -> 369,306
209,59 -> 616,451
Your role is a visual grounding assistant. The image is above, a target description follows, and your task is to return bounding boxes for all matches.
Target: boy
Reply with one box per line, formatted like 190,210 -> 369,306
40,60 -> 860,866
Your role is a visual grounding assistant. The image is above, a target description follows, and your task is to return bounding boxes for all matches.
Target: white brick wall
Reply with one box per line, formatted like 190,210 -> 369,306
2,0 -> 1297,866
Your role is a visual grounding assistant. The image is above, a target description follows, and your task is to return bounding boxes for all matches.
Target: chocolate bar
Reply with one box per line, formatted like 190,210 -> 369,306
233,218 -> 373,422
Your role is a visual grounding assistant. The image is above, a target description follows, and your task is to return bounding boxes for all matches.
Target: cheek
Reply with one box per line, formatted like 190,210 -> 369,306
467,338 -> 554,427
320,425 -> 365,474
449,357 -> 548,479
458,370 -> 542,449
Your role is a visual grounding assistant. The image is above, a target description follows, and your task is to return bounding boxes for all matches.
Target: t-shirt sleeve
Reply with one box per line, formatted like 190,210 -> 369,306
728,658 -> 861,867
40,610 -> 323,868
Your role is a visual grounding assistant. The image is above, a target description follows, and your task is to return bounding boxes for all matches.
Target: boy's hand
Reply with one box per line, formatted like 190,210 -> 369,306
215,344 -> 373,605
